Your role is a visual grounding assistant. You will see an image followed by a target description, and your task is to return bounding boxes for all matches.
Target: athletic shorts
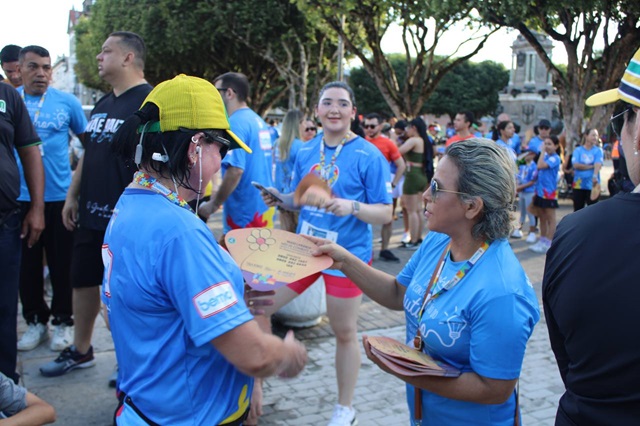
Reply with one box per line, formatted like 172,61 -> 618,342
288,272 -> 362,298
70,226 -> 106,288
533,195 -> 558,209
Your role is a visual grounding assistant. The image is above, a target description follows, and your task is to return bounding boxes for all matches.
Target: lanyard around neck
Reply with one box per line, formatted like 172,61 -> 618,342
133,171 -> 193,212
416,240 -> 490,325
21,90 -> 47,125
318,133 -> 350,182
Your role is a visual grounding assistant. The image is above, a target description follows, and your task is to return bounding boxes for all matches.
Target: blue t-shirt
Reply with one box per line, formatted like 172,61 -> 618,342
572,145 -> 603,190
222,107 -> 274,232
517,162 -> 537,193
16,87 -> 87,202
102,189 -> 254,425
527,136 -> 543,154
535,153 -> 560,199
495,139 -> 517,162
511,133 -> 522,155
273,138 -> 303,194
397,232 -> 539,425
292,135 -> 392,276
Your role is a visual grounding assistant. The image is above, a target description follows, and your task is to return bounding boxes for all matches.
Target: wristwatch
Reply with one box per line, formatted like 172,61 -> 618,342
352,201 -> 361,216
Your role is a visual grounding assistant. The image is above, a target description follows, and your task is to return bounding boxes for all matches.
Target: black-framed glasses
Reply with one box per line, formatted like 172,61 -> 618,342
217,87 -> 234,95
363,124 -> 378,129
304,127 -> 317,132
429,179 -> 468,201
610,102 -> 637,141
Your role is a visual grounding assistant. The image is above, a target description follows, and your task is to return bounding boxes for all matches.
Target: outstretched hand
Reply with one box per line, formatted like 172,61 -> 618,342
301,235 -> 350,270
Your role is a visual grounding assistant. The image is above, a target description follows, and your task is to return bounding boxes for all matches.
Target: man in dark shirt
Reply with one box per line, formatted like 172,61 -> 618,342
543,47 -> 640,425
0,82 -> 44,383
40,31 -> 152,378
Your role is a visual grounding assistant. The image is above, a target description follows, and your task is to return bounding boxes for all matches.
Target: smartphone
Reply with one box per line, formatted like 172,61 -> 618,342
251,181 -> 284,203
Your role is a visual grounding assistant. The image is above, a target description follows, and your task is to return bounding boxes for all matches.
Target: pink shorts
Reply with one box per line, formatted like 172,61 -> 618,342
287,272 -> 363,298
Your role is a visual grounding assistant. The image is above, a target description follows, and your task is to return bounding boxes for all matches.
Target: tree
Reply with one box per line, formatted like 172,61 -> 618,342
74,0 -> 338,115
298,0 -> 499,118
478,0 -> 640,149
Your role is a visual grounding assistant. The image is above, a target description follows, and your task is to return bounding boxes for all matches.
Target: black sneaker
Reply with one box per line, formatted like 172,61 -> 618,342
379,249 -> 400,262
40,345 -> 95,377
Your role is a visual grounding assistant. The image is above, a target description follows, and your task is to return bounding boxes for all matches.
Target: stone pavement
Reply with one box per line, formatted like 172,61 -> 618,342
16,161 -> 613,425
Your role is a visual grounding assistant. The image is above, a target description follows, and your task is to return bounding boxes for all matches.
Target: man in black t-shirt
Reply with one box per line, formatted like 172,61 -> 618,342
543,48 -> 640,426
40,32 -> 152,378
0,83 -> 44,383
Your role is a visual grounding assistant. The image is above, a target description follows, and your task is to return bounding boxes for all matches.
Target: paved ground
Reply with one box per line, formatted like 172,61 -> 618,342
16,162 -> 613,425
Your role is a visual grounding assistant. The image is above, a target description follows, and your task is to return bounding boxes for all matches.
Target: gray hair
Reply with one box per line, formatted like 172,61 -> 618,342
445,139 -> 516,241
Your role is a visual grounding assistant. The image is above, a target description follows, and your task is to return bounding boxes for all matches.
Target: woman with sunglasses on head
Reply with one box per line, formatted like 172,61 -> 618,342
399,117 -> 430,249
571,128 -> 603,211
306,139 -> 539,426
103,75 -> 307,426
260,81 -> 393,426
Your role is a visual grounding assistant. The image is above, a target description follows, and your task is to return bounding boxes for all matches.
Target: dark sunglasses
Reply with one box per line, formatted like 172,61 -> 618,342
429,179 -> 468,201
179,128 -> 230,159
538,126 -> 550,130
305,127 -> 317,132
363,124 -> 378,129
610,102 -> 637,141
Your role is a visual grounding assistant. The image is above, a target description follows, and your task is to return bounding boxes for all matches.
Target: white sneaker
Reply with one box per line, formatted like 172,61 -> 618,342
328,405 -> 357,426
50,324 -> 73,352
17,323 -> 48,351
525,232 -> 537,244
529,241 -> 548,254
511,229 -> 523,238
401,232 -> 411,244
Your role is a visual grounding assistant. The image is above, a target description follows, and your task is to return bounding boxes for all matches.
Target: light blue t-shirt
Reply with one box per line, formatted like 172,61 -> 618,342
527,136 -> 543,154
572,145 -> 603,190
273,137 -> 303,194
536,153 -> 560,199
397,232 -> 539,425
517,162 -> 537,194
292,135 -> 392,276
102,189 -> 254,425
221,107 -> 274,232
495,139 -> 517,162
16,87 -> 87,202
511,133 -> 522,154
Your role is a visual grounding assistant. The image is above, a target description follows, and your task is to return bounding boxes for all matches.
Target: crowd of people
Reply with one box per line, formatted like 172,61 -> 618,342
1,28 -> 638,426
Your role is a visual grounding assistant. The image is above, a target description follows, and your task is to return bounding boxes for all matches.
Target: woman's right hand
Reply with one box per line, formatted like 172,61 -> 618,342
302,235 -> 351,270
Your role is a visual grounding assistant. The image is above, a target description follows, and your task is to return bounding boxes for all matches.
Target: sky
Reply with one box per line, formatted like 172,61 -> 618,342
1,1 -> 568,74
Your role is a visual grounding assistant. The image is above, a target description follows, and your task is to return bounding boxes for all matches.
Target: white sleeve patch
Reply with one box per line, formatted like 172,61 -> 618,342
192,282 -> 239,319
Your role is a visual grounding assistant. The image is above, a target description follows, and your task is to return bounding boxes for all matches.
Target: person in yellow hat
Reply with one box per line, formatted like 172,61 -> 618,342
543,47 -> 640,426
101,75 -> 307,425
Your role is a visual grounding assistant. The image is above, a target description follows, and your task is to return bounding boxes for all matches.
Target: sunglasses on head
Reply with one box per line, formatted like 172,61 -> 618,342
429,179 -> 468,201
364,124 -> 378,129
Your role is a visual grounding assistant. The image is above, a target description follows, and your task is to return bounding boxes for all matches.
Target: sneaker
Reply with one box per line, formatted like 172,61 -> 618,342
40,345 -> 95,377
379,249 -> 400,262
108,364 -> 119,388
328,404 -> 358,426
529,241 -> 548,254
511,229 -> 523,239
525,232 -> 537,244
17,323 -> 48,351
404,242 -> 421,251
50,324 -> 73,352
401,232 -> 411,244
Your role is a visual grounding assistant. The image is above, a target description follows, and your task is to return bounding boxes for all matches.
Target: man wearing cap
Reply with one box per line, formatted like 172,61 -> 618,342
445,111 -> 475,147
526,119 -> 552,154
40,31 -> 152,377
198,72 -> 275,232
363,113 -> 405,262
14,46 -> 87,353
0,68 -> 44,385
0,45 -> 22,88
543,47 -> 640,425
102,74 -> 306,426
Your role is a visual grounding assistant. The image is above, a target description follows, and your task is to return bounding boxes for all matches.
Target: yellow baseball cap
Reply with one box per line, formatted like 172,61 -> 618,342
140,74 -> 251,153
586,47 -> 640,108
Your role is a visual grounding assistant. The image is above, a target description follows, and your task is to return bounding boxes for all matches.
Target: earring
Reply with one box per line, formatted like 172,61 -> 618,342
191,136 -> 198,144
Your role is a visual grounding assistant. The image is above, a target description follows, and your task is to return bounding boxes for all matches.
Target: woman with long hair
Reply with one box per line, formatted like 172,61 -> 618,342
274,109 -> 305,232
571,128 -> 603,211
261,81 -> 392,426
399,117 -> 429,249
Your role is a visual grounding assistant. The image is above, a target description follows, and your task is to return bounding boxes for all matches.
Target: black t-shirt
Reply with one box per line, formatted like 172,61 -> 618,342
79,83 -> 152,230
542,192 -> 640,425
0,84 -> 40,213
